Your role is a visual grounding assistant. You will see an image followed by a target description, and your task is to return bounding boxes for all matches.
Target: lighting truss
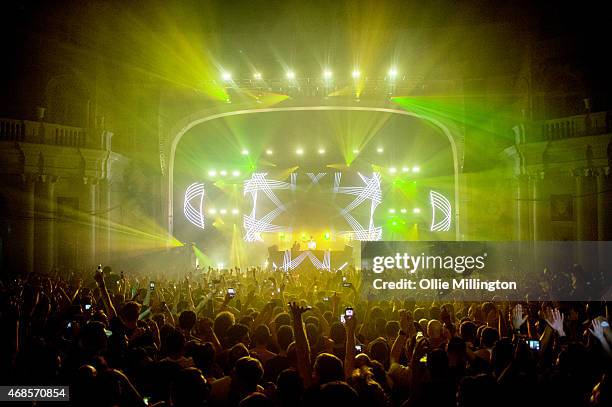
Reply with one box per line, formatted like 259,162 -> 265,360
430,190 -> 452,231
184,182 -> 206,230
243,173 -> 294,242
336,172 -> 382,241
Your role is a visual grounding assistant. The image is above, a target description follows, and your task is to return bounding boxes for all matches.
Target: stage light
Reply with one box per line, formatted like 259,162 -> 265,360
253,72 -> 262,80
352,148 -> 359,154
220,170 -> 227,176
241,149 -> 249,155
352,70 -> 361,79
392,221 -> 398,226
388,67 -> 398,79
217,262 -> 224,269
286,70 -> 295,80
231,208 -> 239,215
323,69 -> 332,80
388,208 -> 396,214
413,208 -> 421,214
318,148 -> 325,155
323,232 -> 330,240
296,148 -> 304,155
377,147 -> 384,153
232,170 -> 241,177
412,166 -> 421,173
400,208 -> 407,214
208,170 -> 217,177
402,166 -> 410,173
266,149 -> 273,155
220,208 -> 227,215
222,72 -> 232,81
209,208 -> 217,215
389,167 -> 397,174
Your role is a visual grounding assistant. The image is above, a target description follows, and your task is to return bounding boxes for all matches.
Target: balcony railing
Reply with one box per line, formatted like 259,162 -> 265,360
541,111 -> 611,141
0,118 -> 111,150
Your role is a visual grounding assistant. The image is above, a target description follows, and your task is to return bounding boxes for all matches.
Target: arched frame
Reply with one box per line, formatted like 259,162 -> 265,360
166,106 -> 462,240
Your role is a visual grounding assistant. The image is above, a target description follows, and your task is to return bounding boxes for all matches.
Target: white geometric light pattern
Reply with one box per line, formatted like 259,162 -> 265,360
336,172 -> 382,240
243,173 -> 294,242
282,250 -> 331,271
306,172 -> 326,184
184,182 -> 206,230
430,190 -> 452,231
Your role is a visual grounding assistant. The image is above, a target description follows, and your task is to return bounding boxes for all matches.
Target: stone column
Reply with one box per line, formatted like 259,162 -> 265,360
575,168 -> 598,241
597,167 -> 612,241
98,179 -> 111,264
34,175 -> 57,273
516,175 -> 530,241
81,177 -> 97,268
531,172 -> 550,241
20,174 -> 36,274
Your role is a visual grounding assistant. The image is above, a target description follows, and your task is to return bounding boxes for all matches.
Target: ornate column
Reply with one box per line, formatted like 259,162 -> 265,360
575,168 -> 598,241
516,174 -> 530,241
81,177 -> 98,268
20,175 -> 36,274
34,175 -> 57,273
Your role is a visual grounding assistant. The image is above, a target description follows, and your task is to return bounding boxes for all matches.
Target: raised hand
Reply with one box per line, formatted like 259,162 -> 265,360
545,308 -> 565,336
288,302 -> 310,320
589,319 -> 606,343
512,304 -> 528,330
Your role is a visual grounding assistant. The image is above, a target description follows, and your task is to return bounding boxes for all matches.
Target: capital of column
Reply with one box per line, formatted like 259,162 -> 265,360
573,167 -> 599,178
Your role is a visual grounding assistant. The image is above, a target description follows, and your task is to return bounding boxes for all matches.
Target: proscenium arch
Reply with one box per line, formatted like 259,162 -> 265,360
167,106 -> 461,240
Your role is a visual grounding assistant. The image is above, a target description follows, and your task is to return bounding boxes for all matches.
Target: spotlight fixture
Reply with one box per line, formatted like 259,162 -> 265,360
388,208 -> 396,214
388,67 -> 398,79
253,72 -> 262,80
286,70 -> 296,80
412,166 -> 421,173
209,208 -> 217,215
402,166 -> 410,173
217,262 -> 224,269
352,70 -> 361,79
232,170 -> 241,177
323,69 -> 332,80
208,170 -> 217,177
231,208 -> 239,215
220,208 -> 227,215
318,148 -> 326,154
400,208 -> 407,214
413,207 -> 421,214
222,72 -> 232,81
265,149 -> 273,155
377,147 -> 384,153
389,167 -> 397,174
352,148 -> 360,154
296,148 -> 304,155
220,170 -> 228,176
241,149 -> 249,155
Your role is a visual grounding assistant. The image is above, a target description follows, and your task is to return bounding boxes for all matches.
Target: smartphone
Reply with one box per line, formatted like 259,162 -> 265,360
227,288 -> 236,298
143,396 -> 150,405
323,297 -> 329,301
355,344 -> 363,353
419,355 -> 428,363
84,304 -> 92,311
66,321 -> 72,329
340,315 -> 346,324
528,339 -> 540,351
342,282 -> 352,288
97,264 -> 102,271
602,321 -> 610,328
345,307 -> 354,319
149,281 -> 155,291
342,276 -> 347,282
277,287 -> 281,293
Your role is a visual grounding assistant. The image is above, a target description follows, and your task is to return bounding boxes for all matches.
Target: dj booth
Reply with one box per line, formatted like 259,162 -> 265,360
267,245 -> 354,272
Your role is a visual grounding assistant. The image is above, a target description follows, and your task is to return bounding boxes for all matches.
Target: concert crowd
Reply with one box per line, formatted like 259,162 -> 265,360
0,265 -> 610,406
